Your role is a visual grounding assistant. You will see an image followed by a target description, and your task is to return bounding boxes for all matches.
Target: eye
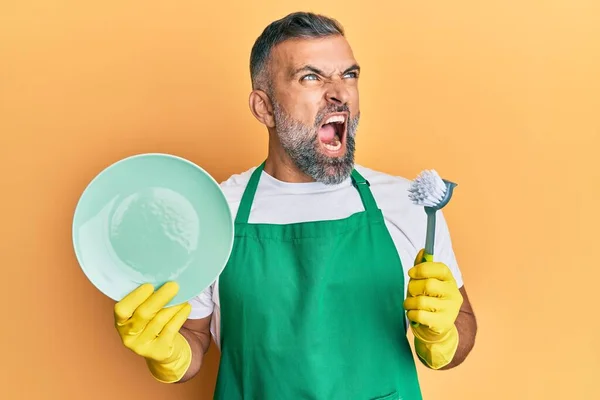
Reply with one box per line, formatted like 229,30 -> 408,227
301,74 -> 319,82
343,71 -> 359,79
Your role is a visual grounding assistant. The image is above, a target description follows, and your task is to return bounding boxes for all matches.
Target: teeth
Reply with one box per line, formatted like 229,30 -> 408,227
324,115 -> 346,124
322,134 -> 342,151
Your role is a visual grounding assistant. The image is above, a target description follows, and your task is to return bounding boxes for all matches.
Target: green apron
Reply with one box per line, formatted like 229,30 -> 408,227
214,162 -> 423,400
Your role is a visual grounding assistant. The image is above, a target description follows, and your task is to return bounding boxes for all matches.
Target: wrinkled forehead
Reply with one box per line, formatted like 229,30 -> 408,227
270,35 -> 358,78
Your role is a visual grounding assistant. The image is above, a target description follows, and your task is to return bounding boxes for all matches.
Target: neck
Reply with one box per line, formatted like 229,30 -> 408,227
263,132 -> 314,183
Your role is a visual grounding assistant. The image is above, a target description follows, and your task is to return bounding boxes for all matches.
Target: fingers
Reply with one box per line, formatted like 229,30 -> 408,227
122,282 -> 179,334
132,282 -> 180,322
158,303 -> 192,344
114,283 -> 155,324
408,262 -> 454,282
114,281 -> 180,336
413,248 -> 426,266
406,309 -> 445,331
407,278 -> 449,298
404,295 -> 445,313
139,303 -> 188,340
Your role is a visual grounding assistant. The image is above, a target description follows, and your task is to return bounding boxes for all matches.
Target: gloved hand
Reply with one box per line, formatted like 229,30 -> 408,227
114,281 -> 192,383
404,249 -> 463,369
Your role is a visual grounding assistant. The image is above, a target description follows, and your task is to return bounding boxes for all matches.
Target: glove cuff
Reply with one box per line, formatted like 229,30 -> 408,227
413,324 -> 459,370
146,334 -> 192,383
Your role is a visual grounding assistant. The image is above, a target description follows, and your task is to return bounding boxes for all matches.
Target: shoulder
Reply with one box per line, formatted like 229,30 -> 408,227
354,164 -> 413,188
216,166 -> 257,217
218,166 -> 256,200
355,164 -> 463,284
353,164 -> 415,209
354,164 -> 429,239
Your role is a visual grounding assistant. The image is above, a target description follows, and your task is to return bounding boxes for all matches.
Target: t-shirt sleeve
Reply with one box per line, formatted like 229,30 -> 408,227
433,210 -> 464,288
187,283 -> 215,319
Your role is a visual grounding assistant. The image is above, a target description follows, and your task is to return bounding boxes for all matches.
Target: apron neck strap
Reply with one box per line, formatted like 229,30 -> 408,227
235,161 -> 265,224
350,169 -> 378,216
235,162 -> 379,224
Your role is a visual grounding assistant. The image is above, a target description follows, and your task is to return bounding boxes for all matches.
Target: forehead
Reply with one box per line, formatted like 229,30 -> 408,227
271,35 -> 357,74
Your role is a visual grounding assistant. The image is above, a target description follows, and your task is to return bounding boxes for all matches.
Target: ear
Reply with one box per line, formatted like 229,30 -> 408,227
249,89 -> 275,128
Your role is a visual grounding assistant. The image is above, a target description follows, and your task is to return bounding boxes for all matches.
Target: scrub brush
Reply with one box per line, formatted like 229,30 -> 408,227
407,169 -> 458,326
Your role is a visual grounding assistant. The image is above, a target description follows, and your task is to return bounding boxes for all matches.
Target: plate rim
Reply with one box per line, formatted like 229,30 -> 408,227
71,152 -> 235,304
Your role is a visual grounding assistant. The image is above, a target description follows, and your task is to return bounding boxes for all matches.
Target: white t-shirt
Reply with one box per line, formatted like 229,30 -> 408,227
187,164 -> 464,349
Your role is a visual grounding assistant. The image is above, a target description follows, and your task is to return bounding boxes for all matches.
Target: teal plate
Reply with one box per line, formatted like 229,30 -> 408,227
72,153 -> 234,307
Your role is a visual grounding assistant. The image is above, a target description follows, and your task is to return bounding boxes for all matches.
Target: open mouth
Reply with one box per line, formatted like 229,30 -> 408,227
317,113 -> 347,154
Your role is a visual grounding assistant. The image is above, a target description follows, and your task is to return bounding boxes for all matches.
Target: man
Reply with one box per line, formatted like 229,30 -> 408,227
113,11 -> 477,400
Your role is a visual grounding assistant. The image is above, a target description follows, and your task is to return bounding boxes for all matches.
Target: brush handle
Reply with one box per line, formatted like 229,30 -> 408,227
424,208 -> 437,258
411,208 -> 437,327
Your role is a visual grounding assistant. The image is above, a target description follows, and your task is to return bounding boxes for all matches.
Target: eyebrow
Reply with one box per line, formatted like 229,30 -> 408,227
292,63 -> 361,78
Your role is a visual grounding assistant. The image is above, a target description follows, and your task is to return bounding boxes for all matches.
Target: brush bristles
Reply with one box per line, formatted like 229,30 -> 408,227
408,169 -> 447,207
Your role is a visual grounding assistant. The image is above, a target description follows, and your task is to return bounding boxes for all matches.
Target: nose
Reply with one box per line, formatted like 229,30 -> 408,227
325,79 -> 350,106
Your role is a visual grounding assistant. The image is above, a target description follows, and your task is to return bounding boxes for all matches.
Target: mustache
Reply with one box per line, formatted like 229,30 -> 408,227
314,104 -> 352,127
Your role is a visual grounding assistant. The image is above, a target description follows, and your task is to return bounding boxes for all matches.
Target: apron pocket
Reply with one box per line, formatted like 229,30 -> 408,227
371,390 -> 401,400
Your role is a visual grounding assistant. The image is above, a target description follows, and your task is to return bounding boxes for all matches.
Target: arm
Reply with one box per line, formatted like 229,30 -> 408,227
436,286 -> 477,370
410,209 -> 476,369
175,315 -> 213,383
404,250 -> 477,370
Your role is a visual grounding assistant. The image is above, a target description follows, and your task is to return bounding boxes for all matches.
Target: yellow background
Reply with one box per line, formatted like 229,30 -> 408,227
1,1 -> 599,399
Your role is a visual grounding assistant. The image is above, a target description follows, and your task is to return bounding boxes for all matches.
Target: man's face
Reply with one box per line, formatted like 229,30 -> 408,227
268,35 -> 361,185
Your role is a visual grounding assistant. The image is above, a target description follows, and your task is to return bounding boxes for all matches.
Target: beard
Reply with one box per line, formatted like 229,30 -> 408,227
271,99 -> 360,185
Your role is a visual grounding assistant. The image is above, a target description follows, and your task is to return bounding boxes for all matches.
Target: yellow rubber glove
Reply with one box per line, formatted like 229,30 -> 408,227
404,249 -> 463,369
114,281 -> 192,383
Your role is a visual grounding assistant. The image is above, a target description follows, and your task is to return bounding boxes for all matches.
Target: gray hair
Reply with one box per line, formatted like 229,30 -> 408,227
249,12 -> 345,91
